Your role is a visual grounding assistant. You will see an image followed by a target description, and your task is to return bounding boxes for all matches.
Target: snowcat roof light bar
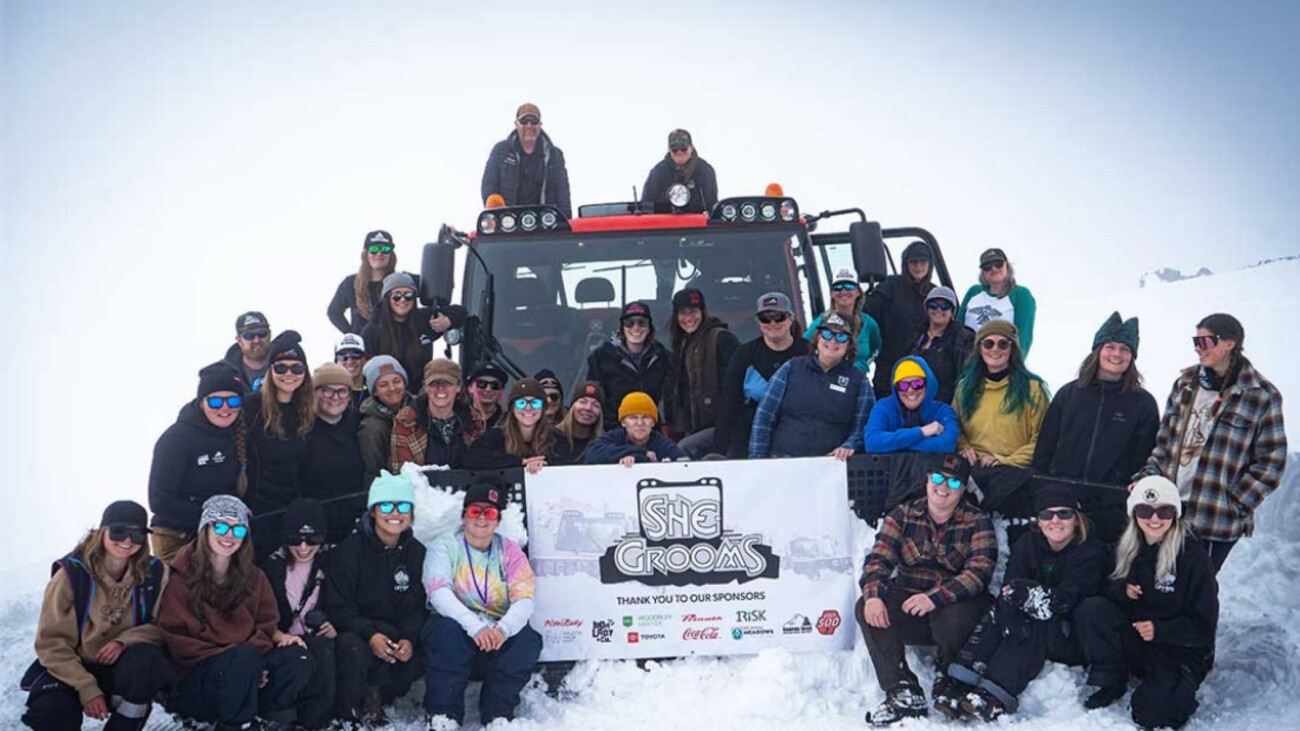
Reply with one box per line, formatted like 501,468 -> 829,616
476,204 -> 570,236
709,196 -> 800,226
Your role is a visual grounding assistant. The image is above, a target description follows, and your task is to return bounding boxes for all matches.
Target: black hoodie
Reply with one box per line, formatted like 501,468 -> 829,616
866,241 -> 936,398
148,401 -> 242,533
1032,379 -> 1160,486
244,398 -> 311,519
1103,534 -> 1218,650
1004,529 -> 1108,618
302,408 -> 367,541
324,514 -> 427,644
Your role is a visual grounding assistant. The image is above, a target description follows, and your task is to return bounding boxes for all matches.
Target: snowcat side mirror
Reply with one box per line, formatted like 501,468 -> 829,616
420,241 -> 456,306
850,221 -> 889,285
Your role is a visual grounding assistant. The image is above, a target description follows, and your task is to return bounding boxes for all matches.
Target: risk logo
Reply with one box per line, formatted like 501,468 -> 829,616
816,610 -> 841,636
735,609 -> 766,622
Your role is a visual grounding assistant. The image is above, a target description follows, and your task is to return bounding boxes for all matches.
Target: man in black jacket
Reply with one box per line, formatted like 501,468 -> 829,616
714,292 -> 808,458
326,471 -> 427,727
867,241 -> 936,398
223,311 -> 272,392
640,129 -> 719,214
480,103 -> 572,218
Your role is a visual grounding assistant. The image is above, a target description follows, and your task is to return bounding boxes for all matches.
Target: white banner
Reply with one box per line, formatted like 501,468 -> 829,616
526,457 -> 857,661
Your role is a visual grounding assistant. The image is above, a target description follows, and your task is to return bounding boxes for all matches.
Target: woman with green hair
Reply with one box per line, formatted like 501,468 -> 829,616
954,320 -> 1050,517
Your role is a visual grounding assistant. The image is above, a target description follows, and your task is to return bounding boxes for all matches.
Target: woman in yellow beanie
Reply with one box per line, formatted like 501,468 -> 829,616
584,392 -> 687,466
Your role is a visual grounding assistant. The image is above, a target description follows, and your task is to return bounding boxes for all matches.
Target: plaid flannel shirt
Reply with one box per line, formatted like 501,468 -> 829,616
1138,359 -> 1287,541
860,497 -> 997,606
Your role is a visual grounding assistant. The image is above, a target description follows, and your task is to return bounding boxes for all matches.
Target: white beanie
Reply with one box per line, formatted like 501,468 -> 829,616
1128,475 -> 1182,518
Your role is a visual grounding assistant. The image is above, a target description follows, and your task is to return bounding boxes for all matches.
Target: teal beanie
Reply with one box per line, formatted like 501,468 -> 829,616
1092,311 -> 1139,357
368,469 -> 415,508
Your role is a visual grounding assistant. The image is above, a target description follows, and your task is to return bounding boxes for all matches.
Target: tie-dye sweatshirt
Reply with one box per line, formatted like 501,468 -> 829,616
424,529 -> 535,638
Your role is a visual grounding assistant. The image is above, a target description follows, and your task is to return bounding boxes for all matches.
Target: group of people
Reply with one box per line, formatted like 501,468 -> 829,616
25,106 -> 1289,729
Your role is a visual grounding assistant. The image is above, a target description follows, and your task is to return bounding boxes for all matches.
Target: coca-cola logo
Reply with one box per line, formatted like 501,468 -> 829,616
682,626 -> 720,641
681,613 -> 723,623
817,610 -> 841,636
543,618 -> 583,628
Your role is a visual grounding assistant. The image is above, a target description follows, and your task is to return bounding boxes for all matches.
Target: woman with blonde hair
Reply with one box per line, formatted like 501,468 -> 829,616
22,501 -> 173,731
464,379 -> 575,473
1073,476 -> 1218,729
245,331 -> 314,550
328,230 -> 400,334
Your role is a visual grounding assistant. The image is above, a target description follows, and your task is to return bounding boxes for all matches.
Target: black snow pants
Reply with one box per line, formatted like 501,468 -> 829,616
334,631 -> 426,717
23,643 -> 175,731
857,589 -> 991,691
172,644 -> 312,727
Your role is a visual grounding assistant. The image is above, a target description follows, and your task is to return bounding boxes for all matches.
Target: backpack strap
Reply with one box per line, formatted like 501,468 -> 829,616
133,557 -> 166,626
53,555 -> 94,644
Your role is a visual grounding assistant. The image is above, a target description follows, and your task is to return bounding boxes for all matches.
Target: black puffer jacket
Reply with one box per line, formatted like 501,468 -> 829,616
909,322 -> 974,405
325,514 -> 427,644
640,156 -> 719,213
586,337 -> 671,430
1031,380 -> 1160,486
480,130 -> 572,218
302,409 -> 366,541
866,241 -> 936,398
147,401 -> 241,533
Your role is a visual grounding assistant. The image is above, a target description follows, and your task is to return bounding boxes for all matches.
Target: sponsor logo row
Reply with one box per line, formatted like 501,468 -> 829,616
543,609 -> 842,645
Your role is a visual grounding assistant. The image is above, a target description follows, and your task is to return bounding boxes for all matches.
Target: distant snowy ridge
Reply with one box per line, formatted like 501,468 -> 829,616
1139,266 -> 1213,288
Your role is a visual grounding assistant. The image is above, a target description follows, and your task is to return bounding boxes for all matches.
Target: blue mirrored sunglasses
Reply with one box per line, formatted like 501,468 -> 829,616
377,501 -> 413,515
818,329 -> 851,344
831,282 -> 859,292
205,395 -> 242,409
212,522 -> 249,539
929,472 -> 965,490
514,397 -> 545,411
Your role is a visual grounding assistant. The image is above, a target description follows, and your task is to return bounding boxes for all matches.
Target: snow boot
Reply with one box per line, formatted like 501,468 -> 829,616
959,688 -> 1007,722
1084,684 -> 1126,710
866,683 -> 929,726
931,673 -> 971,721
360,688 -> 390,727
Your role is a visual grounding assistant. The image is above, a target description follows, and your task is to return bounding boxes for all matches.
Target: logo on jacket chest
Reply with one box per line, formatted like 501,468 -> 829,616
393,566 -> 411,593
196,451 -> 226,467
1154,572 -> 1176,593
829,374 -> 850,393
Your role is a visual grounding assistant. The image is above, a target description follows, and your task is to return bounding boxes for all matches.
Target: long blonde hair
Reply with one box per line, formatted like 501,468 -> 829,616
72,527 -> 154,587
1110,514 -> 1188,582
354,248 -> 398,322
558,400 -> 604,443
260,370 -> 316,438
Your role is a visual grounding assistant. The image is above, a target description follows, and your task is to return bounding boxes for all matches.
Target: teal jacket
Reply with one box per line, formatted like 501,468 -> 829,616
957,284 -> 1037,356
804,312 -> 881,374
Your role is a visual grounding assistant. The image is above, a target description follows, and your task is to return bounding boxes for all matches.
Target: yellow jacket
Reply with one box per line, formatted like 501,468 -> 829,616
954,376 -> 1050,468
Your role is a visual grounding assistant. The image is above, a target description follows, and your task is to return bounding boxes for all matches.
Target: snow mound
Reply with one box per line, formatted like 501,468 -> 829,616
404,463 -> 528,548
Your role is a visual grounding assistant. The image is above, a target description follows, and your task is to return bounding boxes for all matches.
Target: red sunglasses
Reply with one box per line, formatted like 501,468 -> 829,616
465,505 -> 500,521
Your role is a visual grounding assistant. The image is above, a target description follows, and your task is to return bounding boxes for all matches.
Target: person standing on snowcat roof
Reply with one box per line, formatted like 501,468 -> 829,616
327,230 -> 401,335
640,128 -> 718,213
804,268 -> 882,374
480,103 -> 572,219
866,241 -> 936,399
958,248 -> 1037,357
224,311 -> 272,392
1133,313 -> 1286,576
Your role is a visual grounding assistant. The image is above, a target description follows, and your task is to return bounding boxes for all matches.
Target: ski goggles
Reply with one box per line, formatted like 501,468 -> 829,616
818,329 -> 851,344
929,472 -> 965,490
1133,504 -> 1177,521
272,362 -> 306,375
212,522 -> 249,539
240,329 -> 270,341
1036,508 -> 1077,522
367,245 -> 393,254
514,397 -> 545,411
465,505 -> 501,521
830,282 -> 859,292
205,395 -> 243,410
108,526 -> 148,544
376,501 -> 414,515
756,311 -> 790,324
895,378 -> 926,393
1191,335 -> 1220,350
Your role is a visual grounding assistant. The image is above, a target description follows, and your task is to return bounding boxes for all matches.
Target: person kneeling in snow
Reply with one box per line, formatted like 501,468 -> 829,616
1073,476 -> 1218,730
325,471 -> 428,727
858,454 -> 997,726
422,481 -> 542,730
941,484 -> 1107,722
584,392 -> 687,466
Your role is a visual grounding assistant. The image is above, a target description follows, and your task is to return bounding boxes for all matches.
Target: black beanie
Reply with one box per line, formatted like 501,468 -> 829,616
1032,483 -> 1081,514
282,498 -> 327,541
268,330 -> 307,364
197,361 -> 246,398
534,369 -> 563,396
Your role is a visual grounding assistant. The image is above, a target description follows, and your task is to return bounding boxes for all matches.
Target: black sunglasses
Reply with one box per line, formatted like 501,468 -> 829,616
1036,508 -> 1077,522
108,526 -> 148,544
272,362 -> 306,375
980,260 -> 1006,272
757,311 -> 790,324
388,291 -> 417,302
475,379 -> 503,391
1133,504 -> 1177,521
518,116 -> 540,126
287,533 -> 326,546
240,329 -> 270,341
980,338 -> 1012,351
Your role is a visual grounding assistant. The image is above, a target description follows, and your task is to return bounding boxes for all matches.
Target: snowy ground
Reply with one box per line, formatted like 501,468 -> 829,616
2,266 -> 1296,729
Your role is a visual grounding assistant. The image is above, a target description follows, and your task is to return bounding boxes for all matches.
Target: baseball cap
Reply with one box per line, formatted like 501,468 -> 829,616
516,103 -> 541,122
979,248 -> 1008,266
756,292 -> 792,314
668,129 -> 692,150
235,311 -> 269,334
335,333 -> 365,356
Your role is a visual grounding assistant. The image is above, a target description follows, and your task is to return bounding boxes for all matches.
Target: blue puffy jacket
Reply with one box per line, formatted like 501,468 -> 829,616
863,356 -> 959,454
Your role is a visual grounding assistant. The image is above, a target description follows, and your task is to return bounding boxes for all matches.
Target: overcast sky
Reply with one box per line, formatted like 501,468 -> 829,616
2,0 -> 1297,564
